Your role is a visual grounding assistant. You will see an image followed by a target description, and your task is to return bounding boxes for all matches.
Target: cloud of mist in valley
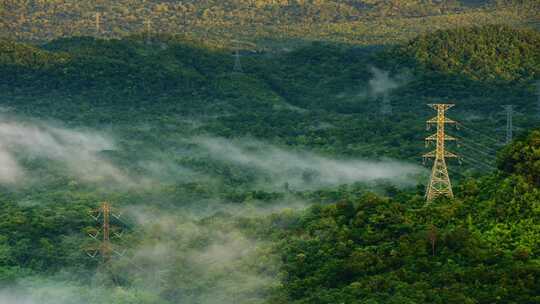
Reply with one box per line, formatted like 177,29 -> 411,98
368,66 -> 410,103
119,207 -> 283,304
0,116 -> 421,193
195,137 -> 424,190
369,67 -> 401,96
0,119 -> 128,185
0,279 -> 163,304
0,279 -> 100,304
137,154 -> 213,186
0,207 -> 288,304
0,119 -> 422,303
0,119 -> 207,190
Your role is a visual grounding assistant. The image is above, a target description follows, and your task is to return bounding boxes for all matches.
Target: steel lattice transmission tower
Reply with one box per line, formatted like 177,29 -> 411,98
230,40 -> 255,75
536,81 -> 540,119
143,18 -> 152,39
231,8 -> 244,75
87,202 -> 123,263
502,105 -> 514,144
381,92 -> 392,116
233,49 -> 243,73
95,12 -> 102,36
423,104 -> 459,202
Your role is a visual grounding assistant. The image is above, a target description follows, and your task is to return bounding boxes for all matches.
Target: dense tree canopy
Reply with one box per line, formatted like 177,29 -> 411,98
0,0 -> 537,46
396,25 -> 540,82
498,129 -> 540,186
0,22 -> 538,303
275,128 -> 540,303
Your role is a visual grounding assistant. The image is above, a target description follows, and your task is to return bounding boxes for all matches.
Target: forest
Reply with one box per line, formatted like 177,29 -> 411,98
0,7 -> 538,304
1,0 -> 539,47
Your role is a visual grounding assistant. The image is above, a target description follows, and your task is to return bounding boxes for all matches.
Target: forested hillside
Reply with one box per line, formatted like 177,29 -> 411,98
1,0 -> 538,47
1,25 -> 538,162
275,130 -> 540,303
0,22 -> 538,303
396,25 -> 540,82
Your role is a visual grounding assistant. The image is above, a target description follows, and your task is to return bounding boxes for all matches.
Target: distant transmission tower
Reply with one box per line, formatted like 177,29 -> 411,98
95,12 -> 102,36
423,104 -> 459,202
143,18 -> 152,42
143,18 -> 152,35
233,49 -> 243,74
231,15 -> 242,73
87,202 -> 123,263
502,105 -> 515,144
536,81 -> 540,119
381,92 -> 392,116
179,9 -> 189,34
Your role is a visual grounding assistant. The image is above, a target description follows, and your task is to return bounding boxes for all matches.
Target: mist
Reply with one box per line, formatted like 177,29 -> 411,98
369,67 -> 402,96
195,137 -> 424,190
70,206 -> 285,304
0,202 -> 289,304
0,119 -> 128,185
0,279 -> 163,304
368,66 -> 410,108
0,122 -> 423,304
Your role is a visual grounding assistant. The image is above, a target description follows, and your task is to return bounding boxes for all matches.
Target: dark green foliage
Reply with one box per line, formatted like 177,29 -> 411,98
0,39 -> 69,68
498,130 -> 540,186
0,24 -> 538,303
1,0 -> 537,46
2,24 -> 534,169
395,25 -> 540,82
275,131 -> 540,303
0,197 -> 97,280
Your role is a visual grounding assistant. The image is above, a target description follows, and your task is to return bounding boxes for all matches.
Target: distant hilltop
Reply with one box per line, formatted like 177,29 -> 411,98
0,0 -> 538,48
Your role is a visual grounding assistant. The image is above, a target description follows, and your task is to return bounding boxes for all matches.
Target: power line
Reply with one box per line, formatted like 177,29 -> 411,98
458,124 -> 502,145
454,133 -> 500,155
447,166 -> 469,179
466,146 -> 496,167
466,156 -> 497,171
461,156 -> 497,172
458,140 -> 497,160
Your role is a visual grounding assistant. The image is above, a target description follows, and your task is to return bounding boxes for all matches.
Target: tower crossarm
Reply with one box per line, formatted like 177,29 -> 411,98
444,150 -> 458,158
427,117 -> 456,125
425,134 -> 456,142
428,103 -> 454,111
423,150 -> 458,159
422,151 -> 436,159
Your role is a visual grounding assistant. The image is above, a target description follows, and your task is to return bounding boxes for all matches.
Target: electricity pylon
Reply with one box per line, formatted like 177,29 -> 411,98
233,49 -> 243,74
502,105 -> 515,144
536,81 -> 540,119
87,202 -> 123,263
143,18 -> 152,37
423,104 -> 458,202
95,12 -> 102,36
230,40 -> 255,74
381,92 -> 392,116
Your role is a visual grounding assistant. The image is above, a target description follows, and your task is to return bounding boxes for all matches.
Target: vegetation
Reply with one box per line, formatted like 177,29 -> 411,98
273,129 -> 540,303
1,25 -> 538,161
0,20 -> 538,303
1,0 -> 538,47
395,25 -> 540,82
498,130 -> 540,186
